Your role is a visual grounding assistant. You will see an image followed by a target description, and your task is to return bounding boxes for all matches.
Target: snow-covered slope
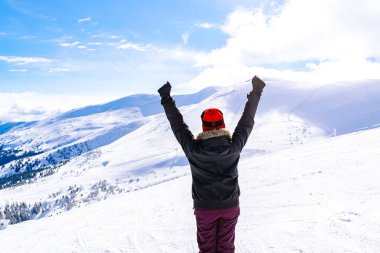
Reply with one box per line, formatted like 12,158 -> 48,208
0,81 -> 324,207
1,80 -> 380,217
0,125 -> 379,252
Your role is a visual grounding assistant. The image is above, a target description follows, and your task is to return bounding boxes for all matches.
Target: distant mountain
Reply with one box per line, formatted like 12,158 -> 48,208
0,87 -> 219,189
281,80 -> 380,134
56,86 -> 218,120
0,122 -> 33,135
254,79 -> 380,135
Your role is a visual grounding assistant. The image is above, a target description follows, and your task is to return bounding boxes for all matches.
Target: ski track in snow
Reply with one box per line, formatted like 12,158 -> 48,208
132,196 -> 143,253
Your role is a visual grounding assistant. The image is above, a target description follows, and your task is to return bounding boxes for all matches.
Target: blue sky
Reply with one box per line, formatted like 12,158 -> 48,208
0,0 -> 278,94
1,0 -> 379,122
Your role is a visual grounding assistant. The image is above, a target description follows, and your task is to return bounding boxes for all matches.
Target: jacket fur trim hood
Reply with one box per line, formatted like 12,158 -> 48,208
196,128 -> 231,140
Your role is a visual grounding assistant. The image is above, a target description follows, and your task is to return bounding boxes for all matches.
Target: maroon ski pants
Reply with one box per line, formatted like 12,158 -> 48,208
194,206 -> 240,253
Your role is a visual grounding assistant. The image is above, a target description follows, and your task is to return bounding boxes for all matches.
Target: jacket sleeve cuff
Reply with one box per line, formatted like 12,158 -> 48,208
161,96 -> 174,105
247,90 -> 262,99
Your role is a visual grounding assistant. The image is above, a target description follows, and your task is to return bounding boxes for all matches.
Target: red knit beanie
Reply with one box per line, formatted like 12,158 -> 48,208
201,108 -> 225,132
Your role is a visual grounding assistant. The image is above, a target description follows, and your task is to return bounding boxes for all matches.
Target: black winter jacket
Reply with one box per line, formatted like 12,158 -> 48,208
161,92 -> 261,209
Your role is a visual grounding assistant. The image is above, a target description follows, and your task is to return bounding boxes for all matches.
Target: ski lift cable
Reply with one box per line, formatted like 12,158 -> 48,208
242,77 -> 339,137
286,83 -> 341,137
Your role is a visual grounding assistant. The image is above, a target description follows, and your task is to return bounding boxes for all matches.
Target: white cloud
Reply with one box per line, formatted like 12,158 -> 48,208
106,42 -> 118,47
77,45 -> 87,49
78,17 -> 91,23
196,23 -> 217,29
0,32 -> 6,36
117,43 -> 149,51
90,34 -> 124,40
181,32 -> 189,45
187,59 -> 380,90
43,36 -> 73,44
18,35 -> 38,40
0,92 -> 118,122
87,42 -> 103,46
60,41 -> 80,47
221,0 -> 380,63
148,46 -> 206,65
0,56 -> 54,65
187,0 -> 380,88
90,34 -> 105,38
48,68 -> 70,73
8,69 -> 28,72
300,59 -> 380,83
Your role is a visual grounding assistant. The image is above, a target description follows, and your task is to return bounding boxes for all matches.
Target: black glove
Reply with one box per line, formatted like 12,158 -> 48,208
158,81 -> 171,98
251,75 -> 266,92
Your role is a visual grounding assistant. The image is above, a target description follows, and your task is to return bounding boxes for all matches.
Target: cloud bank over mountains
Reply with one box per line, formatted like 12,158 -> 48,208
0,93 -> 118,123
187,0 -> 380,88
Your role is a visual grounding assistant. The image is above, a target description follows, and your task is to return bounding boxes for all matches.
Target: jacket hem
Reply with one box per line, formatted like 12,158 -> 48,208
193,198 -> 239,210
